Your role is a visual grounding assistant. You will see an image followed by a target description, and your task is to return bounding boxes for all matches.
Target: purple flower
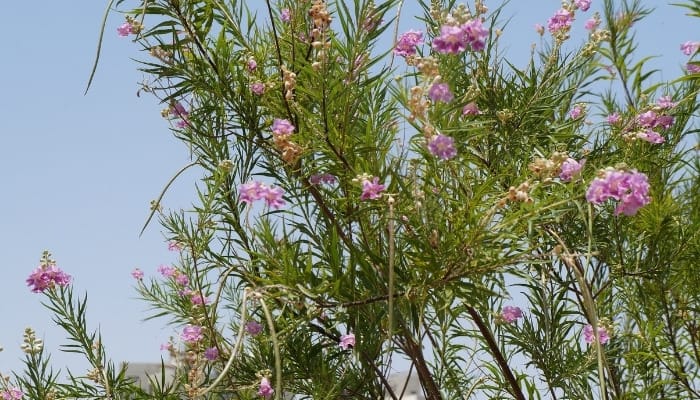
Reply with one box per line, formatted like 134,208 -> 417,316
583,324 -> 610,344
559,158 -> 584,182
586,169 -> 651,216
687,63 -> 700,74
569,105 -> 584,119
637,110 -> 657,128
394,30 -> 424,57
131,268 -> 144,280
181,325 -> 204,343
432,25 -> 468,54
260,185 -> 286,209
157,264 -> 176,278
117,22 -> 133,37
1,387 -> 24,400
360,177 -> 386,200
428,83 -> 454,103
271,118 -> 295,136
427,134 -> 457,160
681,41 -> 700,56
168,241 -> 182,252
309,173 -> 337,185
607,112 -> 621,124
547,9 -> 574,34
339,333 -> 355,349
190,293 -> 210,305
656,96 -> 676,109
501,306 -> 523,323
239,181 -> 265,204
245,321 -> 263,336
175,273 -> 189,286
250,82 -> 266,95
574,0 -> 591,12
462,102 -> 481,116
639,130 -> 665,144
584,17 -> 599,31
280,8 -> 291,23
170,101 -> 189,118
655,115 -> 674,129
461,19 -> 489,52
26,264 -> 72,293
204,346 -> 219,361
247,59 -> 258,72
258,377 -> 274,399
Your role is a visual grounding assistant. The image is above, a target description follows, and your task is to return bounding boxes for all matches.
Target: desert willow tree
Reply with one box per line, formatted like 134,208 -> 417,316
4,0 -> 700,399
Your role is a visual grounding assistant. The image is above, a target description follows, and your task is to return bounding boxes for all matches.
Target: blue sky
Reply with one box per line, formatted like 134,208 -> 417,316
0,0 -> 696,377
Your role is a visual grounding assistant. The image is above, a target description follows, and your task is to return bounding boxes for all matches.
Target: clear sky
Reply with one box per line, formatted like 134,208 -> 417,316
1,0 -> 696,377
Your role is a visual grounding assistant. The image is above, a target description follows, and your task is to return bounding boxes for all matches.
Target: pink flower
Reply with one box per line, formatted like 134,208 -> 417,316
168,241 -> 182,252
339,333 -> 355,349
394,30 -> 424,57
534,23 -> 545,36
309,173 -> 337,185
559,158 -> 584,182
258,377 -> 274,399
117,22 -> 133,37
501,306 -> 523,323
181,325 -> 204,343
584,17 -> 599,31
583,324 -> 610,344
204,347 -> 219,361
250,82 -> 266,95
687,63 -> 700,74
428,83 -> 454,103
462,102 -> 481,116
247,59 -> 258,72
461,19 -> 489,51
360,177 -> 386,200
170,102 -> 189,118
569,105 -> 584,119
245,321 -> 263,336
607,112 -> 621,124
1,387 -> 24,400
681,41 -> 700,56
637,110 -> 657,128
280,8 -> 291,23
547,9 -> 573,34
239,181 -> 265,204
157,264 -> 176,278
574,0 -> 591,12
639,130 -> 665,144
26,264 -> 72,293
271,118 -> 295,136
131,268 -> 144,280
259,185 -> 286,209
427,134 -> 457,160
586,169 -> 651,216
656,96 -> 676,109
190,293 -> 210,305
655,115 -> 674,129
432,25 -> 468,54
175,273 -> 189,286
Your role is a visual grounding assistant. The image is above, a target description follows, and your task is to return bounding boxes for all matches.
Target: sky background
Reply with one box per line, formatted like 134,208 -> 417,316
0,0 -> 696,378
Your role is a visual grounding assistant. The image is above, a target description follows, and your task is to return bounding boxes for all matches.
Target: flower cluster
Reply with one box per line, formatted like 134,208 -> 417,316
309,173 -> 337,186
559,158 -> 585,182
427,134 -> 457,160
500,306 -> 523,324
394,30 -> 424,57
547,9 -> 574,34
270,118 -> 302,165
428,82 -> 454,103
583,324 -> 611,345
432,19 -> 488,54
26,252 -> 71,293
181,325 -> 204,344
258,377 -> 274,399
0,388 -> 23,400
574,0 -> 591,12
356,175 -> 386,200
246,321 -> 264,336
586,168 -> 651,216
239,181 -> 286,209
